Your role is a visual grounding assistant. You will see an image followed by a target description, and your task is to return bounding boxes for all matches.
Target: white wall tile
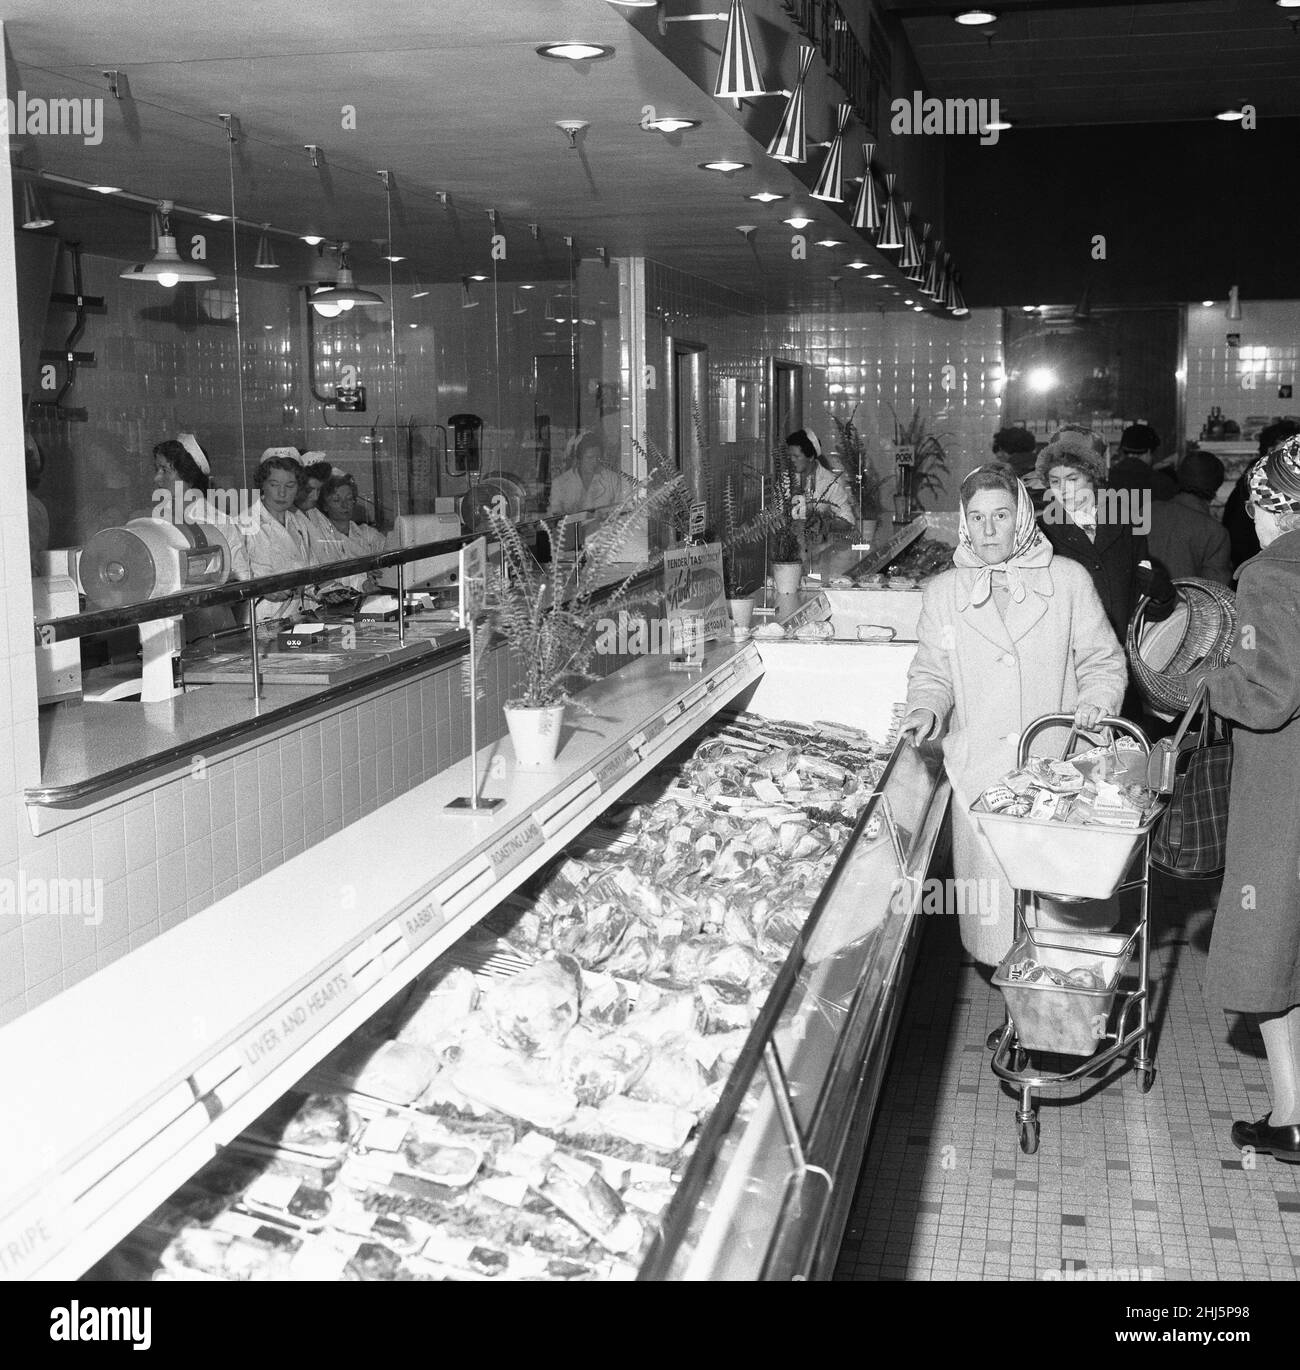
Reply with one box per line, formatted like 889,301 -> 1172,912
90,815 -> 129,886
124,804 -> 159,872
127,866 -> 159,931
94,877 -> 129,950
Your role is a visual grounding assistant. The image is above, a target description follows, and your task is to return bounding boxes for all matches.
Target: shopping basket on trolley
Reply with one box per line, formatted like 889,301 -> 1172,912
971,714 -> 1170,1154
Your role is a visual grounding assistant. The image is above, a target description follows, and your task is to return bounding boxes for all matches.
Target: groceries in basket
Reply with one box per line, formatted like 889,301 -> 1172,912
979,749 -> 1160,830
1005,957 -> 1106,991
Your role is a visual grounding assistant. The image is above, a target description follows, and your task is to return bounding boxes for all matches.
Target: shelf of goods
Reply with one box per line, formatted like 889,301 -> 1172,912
0,636 -> 949,1283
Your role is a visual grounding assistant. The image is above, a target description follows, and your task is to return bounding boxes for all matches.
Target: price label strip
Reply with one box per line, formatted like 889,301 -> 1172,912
231,966 -> 360,1089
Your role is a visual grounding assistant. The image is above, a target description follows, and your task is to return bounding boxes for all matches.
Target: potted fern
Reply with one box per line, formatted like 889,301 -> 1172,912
720,474 -> 780,631
481,471 -> 684,766
830,404 -> 887,545
769,460 -> 805,595
889,404 -> 951,523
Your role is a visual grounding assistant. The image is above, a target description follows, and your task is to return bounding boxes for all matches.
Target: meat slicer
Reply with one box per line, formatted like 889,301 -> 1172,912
78,518 -> 230,702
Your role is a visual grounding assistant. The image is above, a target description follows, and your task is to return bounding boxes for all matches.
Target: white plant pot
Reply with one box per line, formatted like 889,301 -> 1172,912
504,702 -> 565,767
728,596 -> 755,631
772,562 -> 803,595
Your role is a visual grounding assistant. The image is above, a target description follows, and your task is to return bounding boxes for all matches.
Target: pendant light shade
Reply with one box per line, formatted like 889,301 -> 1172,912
120,201 -> 216,287
309,244 -> 384,312
21,181 -> 54,230
1226,285 -> 1242,322
715,0 -> 765,99
254,228 -> 279,270
877,174 -> 903,250
810,102 -> 853,203
850,145 -> 880,232
766,44 -> 815,163
948,265 -> 968,315
922,234 -> 942,296
899,200 -> 921,269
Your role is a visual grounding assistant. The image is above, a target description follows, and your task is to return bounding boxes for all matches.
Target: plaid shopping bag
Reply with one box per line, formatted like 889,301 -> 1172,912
1148,683 -> 1232,878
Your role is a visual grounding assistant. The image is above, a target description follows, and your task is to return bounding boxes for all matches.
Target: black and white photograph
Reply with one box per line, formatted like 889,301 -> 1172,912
1,0 -> 1298,1337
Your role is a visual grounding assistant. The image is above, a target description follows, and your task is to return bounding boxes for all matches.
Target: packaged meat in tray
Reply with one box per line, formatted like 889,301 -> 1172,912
349,1112 -> 485,1188
234,1170 -> 334,1231
308,1038 -> 441,1106
155,1220 -> 301,1281
531,1152 -> 645,1257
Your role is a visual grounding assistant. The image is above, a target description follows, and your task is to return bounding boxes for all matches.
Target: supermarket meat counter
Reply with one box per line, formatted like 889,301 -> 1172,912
0,637 -> 948,1282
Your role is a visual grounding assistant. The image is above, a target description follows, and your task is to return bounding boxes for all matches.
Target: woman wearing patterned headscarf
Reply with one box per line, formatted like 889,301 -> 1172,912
1192,436 -> 1300,1163
899,464 -> 1127,967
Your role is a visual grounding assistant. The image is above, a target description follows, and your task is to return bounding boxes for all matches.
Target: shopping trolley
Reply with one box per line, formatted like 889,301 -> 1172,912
972,715 -> 1165,1155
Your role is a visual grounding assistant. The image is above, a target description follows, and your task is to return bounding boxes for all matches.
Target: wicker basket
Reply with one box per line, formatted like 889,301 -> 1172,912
1127,577 -> 1236,715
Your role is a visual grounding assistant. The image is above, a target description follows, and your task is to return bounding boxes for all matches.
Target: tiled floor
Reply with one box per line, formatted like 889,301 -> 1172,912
834,869 -> 1300,1281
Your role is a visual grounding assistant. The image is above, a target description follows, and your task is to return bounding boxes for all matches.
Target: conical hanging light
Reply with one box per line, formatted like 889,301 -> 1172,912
850,145 -> 880,232
940,253 -> 957,309
21,181 -> 54,230
810,102 -> 853,203
254,226 -> 279,270
309,242 -> 384,313
922,233 -> 942,296
715,0 -> 765,99
877,174 -> 903,249
949,268 -> 969,316
120,201 -> 216,286
766,44 -> 815,163
899,200 -> 921,269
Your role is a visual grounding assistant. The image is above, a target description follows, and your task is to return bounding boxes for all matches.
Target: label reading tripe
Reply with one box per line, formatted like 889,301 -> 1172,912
485,818 -> 544,881
234,967 -> 358,1084
0,1194 -> 66,1280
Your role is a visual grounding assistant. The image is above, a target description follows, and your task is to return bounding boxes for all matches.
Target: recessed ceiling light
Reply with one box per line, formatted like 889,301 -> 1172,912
409,322 -> 419,329
912,305 -> 925,312
1215,108 -> 1245,121
300,234 -> 324,244
1022,304 -> 1035,312
904,298 -> 915,305
783,215 -> 813,229
816,239 -> 844,248
1276,1 -> 1300,8
846,261 -> 869,270
646,117 -> 699,133
700,159 -> 749,173
204,213 -> 228,222
748,191 -> 785,203
536,42 -> 614,61
866,273 -> 883,280
736,224 -> 757,233
469,274 -> 488,282
519,284 -> 536,290
88,185 -> 120,194
1201,299 -> 1215,306
985,118 -> 1013,131
384,254 -> 406,262
955,9 -> 997,24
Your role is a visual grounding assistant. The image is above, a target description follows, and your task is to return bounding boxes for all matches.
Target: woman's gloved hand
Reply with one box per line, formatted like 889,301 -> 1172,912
1073,702 -> 1105,730
1136,559 -> 1176,620
898,708 -> 939,748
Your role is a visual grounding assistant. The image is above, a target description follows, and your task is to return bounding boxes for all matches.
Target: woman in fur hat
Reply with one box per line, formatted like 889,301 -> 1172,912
1035,426 -> 1174,718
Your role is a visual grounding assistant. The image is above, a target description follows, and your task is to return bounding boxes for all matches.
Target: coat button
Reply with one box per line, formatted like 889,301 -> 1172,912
1002,653 -> 1016,666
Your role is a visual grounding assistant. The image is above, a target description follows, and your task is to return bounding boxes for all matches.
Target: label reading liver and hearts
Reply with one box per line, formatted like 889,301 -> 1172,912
485,818 -> 544,881
235,967 -> 358,1085
594,745 -> 636,793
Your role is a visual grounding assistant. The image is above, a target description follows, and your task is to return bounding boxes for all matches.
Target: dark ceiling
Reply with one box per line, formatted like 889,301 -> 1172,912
4,0 -> 1294,315
880,0 -> 1300,126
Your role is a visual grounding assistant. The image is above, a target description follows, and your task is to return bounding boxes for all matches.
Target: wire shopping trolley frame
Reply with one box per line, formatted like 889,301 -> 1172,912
976,714 -> 1160,1156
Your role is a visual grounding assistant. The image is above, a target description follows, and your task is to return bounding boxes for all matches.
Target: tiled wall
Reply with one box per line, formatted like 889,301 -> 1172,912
641,257 -> 1005,521
1185,299 -> 1300,444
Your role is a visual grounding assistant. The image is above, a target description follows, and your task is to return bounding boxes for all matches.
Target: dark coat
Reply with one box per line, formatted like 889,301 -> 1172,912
1222,469 -> 1261,576
1109,456 -> 1178,503
1037,500 -> 1148,643
1147,491 -> 1232,585
1197,529 -> 1300,1014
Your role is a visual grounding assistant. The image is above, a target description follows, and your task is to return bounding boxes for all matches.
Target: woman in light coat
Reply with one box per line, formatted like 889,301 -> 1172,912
1192,438 -> 1300,1163
899,465 -> 1128,968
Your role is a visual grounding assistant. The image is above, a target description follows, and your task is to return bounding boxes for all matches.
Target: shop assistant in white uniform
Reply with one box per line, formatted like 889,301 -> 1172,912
306,472 -> 385,594
548,432 -> 623,521
240,449 -> 314,621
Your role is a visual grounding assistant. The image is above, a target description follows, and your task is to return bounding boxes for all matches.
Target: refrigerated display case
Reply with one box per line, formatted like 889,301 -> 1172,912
0,634 -> 948,1282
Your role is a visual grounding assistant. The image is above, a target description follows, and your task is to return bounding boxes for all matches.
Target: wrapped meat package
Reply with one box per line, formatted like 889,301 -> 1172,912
556,1024 -> 651,1106
394,966 -> 479,1051
483,954 -> 581,1057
